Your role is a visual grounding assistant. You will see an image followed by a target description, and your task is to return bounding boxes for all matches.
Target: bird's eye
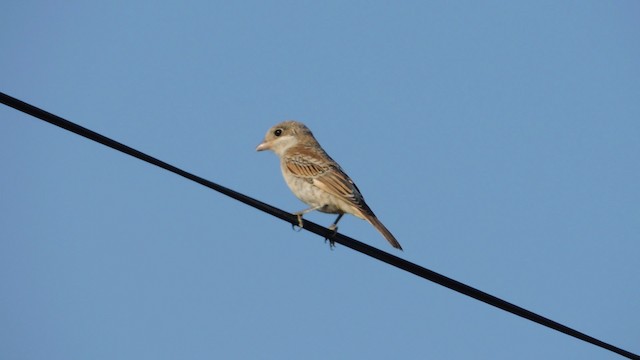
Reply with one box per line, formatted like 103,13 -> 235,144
274,129 -> 283,137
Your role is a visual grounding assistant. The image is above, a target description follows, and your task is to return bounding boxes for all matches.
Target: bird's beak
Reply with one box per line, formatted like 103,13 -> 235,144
256,140 -> 270,151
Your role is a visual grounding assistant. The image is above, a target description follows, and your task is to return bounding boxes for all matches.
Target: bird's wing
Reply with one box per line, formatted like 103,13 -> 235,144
284,150 -> 369,213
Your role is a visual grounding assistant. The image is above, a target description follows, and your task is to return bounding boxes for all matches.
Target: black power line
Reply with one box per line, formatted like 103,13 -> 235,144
1,91 -> 637,360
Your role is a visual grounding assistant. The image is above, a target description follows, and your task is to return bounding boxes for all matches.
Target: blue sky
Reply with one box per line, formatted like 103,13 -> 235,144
1,1 -> 638,359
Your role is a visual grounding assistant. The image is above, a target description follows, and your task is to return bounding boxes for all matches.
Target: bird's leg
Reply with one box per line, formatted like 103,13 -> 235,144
325,213 -> 344,248
292,206 -> 322,231
328,213 -> 344,233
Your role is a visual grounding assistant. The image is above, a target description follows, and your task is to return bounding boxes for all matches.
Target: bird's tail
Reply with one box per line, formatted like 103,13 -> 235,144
365,215 -> 403,250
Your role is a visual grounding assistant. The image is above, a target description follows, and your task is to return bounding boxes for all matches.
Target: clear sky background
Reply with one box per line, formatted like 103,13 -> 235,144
1,2 -> 638,359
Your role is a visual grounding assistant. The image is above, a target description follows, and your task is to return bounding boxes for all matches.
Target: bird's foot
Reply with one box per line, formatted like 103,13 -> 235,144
324,224 -> 338,250
291,213 -> 304,232
324,237 -> 336,250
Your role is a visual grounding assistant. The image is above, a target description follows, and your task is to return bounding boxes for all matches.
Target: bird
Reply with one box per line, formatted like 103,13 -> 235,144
256,120 -> 402,250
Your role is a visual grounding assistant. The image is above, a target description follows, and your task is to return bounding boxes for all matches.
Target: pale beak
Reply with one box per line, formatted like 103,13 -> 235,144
256,140 -> 270,151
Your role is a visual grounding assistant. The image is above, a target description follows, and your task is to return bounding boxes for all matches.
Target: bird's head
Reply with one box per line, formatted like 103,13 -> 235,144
256,120 -> 314,156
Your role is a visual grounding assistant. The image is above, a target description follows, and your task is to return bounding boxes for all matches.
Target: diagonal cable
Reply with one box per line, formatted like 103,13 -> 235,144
1,91 -> 637,360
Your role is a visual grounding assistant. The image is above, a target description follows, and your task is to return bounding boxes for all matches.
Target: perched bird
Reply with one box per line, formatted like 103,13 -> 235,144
256,121 -> 402,250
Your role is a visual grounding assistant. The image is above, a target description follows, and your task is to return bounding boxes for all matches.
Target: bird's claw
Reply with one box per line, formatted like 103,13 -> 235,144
324,237 -> 336,249
324,224 -> 338,250
291,214 -> 304,232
